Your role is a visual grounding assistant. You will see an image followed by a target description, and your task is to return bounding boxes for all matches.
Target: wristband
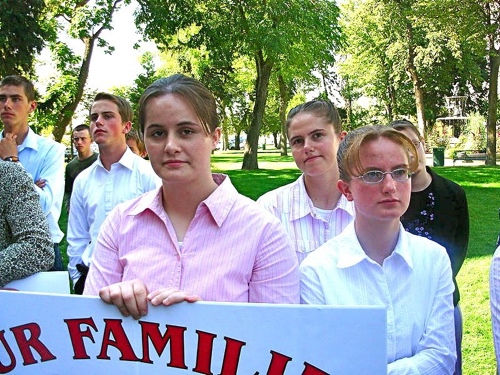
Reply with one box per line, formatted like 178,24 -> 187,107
3,156 -> 19,162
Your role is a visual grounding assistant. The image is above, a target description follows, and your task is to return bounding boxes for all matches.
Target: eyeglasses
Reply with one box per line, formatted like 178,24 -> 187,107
355,168 -> 412,184
411,140 -> 420,149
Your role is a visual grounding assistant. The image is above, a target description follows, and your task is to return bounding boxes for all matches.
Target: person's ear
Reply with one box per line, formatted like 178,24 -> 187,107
211,127 -> 221,149
123,121 -> 132,134
339,130 -> 347,141
28,100 -> 37,114
337,179 -> 354,201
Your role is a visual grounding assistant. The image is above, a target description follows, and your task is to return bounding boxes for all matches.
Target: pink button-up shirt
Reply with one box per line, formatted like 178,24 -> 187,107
84,174 -> 299,303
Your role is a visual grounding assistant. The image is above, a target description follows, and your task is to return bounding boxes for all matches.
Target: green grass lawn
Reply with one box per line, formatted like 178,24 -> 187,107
59,151 -> 500,374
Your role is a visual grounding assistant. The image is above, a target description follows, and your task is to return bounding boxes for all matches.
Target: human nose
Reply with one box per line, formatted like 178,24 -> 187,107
303,137 -> 314,152
164,134 -> 180,154
381,173 -> 397,192
3,98 -> 12,109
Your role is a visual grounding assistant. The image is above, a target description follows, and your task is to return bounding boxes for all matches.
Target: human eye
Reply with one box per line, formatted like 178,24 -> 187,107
363,170 -> 383,183
180,128 -> 194,136
90,114 -> 98,122
290,137 -> 303,146
392,168 -> 410,181
312,131 -> 325,139
151,129 -> 165,138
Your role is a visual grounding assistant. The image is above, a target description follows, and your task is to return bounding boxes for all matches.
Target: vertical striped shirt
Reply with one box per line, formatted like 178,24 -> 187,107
84,174 -> 299,303
257,174 -> 355,264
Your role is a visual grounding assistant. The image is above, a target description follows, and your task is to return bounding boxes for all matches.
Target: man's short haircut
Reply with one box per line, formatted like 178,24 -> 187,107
0,75 -> 36,102
72,124 -> 91,134
91,92 -> 133,123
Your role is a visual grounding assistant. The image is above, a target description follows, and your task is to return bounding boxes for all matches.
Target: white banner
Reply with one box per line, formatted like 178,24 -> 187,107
0,291 -> 387,374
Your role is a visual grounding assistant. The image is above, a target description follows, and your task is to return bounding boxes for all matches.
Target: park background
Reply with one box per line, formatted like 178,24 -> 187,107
2,0 -> 500,373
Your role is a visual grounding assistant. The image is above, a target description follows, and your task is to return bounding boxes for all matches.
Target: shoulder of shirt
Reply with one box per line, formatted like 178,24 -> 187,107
300,236 -> 342,270
0,160 -> 24,174
72,161 -> 100,185
428,167 -> 465,193
32,132 -> 65,150
217,176 -> 285,226
256,176 -> 300,205
117,188 -> 159,216
402,229 -> 448,258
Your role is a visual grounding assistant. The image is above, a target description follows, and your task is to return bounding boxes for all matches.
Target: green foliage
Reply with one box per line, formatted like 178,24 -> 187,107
135,0 -> 343,169
0,0 -> 56,76
339,0 -> 487,125
111,52 -> 158,124
29,0 -> 130,140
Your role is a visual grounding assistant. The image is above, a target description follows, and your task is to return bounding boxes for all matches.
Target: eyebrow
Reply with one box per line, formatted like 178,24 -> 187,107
90,111 -> 116,117
145,121 -> 201,129
0,94 -> 23,99
289,128 -> 325,142
363,163 -> 409,171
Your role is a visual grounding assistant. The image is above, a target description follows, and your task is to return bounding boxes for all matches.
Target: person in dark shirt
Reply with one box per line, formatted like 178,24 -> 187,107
390,119 -> 469,375
64,124 -> 98,212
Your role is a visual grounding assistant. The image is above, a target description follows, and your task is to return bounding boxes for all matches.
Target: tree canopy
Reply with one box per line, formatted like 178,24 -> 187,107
0,0 -> 56,77
134,0 -> 343,169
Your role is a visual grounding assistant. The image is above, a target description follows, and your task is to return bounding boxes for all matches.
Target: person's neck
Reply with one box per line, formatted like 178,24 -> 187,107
78,149 -> 94,161
162,175 -> 218,215
4,124 -> 29,145
303,173 -> 342,209
98,143 -> 127,170
161,175 -> 218,241
354,217 -> 400,266
411,167 -> 432,192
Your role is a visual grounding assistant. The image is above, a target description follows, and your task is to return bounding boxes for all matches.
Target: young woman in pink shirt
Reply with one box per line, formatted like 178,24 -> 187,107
84,74 -> 299,318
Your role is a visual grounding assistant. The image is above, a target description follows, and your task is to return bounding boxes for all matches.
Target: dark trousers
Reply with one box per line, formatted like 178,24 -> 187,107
74,264 -> 89,295
49,243 -> 64,271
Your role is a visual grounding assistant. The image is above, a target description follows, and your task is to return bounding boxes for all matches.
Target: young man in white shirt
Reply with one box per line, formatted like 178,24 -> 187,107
67,92 -> 161,294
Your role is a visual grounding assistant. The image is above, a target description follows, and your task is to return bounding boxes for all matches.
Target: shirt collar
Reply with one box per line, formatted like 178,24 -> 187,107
95,147 -> 136,171
337,223 -> 414,269
201,174 -> 236,227
127,173 -> 237,228
1,127 -> 39,152
291,175 -> 355,220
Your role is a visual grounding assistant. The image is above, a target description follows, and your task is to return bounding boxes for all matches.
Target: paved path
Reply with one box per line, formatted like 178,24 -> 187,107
425,154 -> 486,167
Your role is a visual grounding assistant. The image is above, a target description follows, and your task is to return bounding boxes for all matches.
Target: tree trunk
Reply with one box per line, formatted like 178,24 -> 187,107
278,74 -> 289,156
242,52 -> 273,170
405,22 -> 426,137
273,132 -> 279,149
486,50 -> 499,165
51,37 -> 95,142
50,0 -> 122,142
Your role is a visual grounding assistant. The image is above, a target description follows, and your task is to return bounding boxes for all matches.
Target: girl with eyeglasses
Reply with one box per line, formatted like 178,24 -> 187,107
300,125 -> 456,374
